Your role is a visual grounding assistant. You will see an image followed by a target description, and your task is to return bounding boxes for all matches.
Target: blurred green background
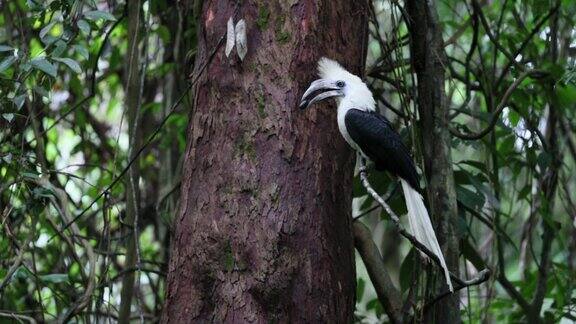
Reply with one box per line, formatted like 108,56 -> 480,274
0,0 -> 575,322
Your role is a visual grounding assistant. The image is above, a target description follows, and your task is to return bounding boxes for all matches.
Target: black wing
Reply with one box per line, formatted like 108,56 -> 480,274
345,108 -> 420,189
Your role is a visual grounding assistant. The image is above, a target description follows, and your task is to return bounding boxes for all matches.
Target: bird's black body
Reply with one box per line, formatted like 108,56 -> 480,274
345,108 -> 420,189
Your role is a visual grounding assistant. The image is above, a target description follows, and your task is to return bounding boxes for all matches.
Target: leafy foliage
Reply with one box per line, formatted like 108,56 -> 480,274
0,0 -> 574,322
0,0 -> 196,321
355,0 -> 576,322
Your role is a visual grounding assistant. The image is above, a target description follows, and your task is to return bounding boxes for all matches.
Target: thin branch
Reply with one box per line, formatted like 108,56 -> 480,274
424,269 -> 490,312
357,159 -> 489,287
35,178 -> 96,324
463,237 -> 531,312
443,17 -> 471,47
353,182 -> 400,221
354,221 -> 403,323
531,13 -> 561,311
560,118 -> 576,162
471,0 -> 520,70
449,70 -> 546,140
0,218 -> 37,293
498,273 -> 531,312
0,311 -> 37,324
99,267 -> 166,288
27,12 -> 127,146
120,0 -> 146,320
495,3 -> 560,89
50,32 -> 226,240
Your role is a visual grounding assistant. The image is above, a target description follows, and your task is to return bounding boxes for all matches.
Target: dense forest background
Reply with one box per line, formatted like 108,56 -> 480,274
0,0 -> 575,322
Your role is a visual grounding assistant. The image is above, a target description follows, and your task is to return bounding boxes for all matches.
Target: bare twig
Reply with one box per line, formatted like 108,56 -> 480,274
353,182 -> 400,221
495,4 -> 560,89
119,0 -> 146,320
470,0 -> 520,71
0,218 -> 37,293
0,311 -> 37,324
357,159 -> 490,287
35,178 -> 96,324
424,269 -> 491,312
27,11 -> 127,145
449,70 -> 546,140
51,33 -> 226,240
498,273 -> 531,312
354,222 -> 402,324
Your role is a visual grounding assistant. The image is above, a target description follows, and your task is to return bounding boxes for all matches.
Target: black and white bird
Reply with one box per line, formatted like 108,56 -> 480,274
300,58 -> 453,291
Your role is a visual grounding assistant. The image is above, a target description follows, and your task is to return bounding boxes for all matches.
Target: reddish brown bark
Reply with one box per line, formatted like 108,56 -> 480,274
162,1 -> 368,322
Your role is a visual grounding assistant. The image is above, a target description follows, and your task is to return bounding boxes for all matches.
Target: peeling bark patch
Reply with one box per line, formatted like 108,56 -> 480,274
206,8 -> 215,28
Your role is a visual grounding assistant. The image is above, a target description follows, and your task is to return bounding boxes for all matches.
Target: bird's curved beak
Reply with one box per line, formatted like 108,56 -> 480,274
299,79 -> 344,110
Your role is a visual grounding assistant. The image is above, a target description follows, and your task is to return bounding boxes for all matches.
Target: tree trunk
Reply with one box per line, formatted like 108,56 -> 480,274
119,0 -> 143,321
405,0 -> 461,322
162,1 -> 367,322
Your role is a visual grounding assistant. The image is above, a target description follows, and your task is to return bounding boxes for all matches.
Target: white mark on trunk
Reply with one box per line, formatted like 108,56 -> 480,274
235,19 -> 247,61
225,17 -> 235,58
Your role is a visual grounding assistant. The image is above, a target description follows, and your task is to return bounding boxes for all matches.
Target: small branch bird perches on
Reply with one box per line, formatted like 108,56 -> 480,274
358,157 -> 489,297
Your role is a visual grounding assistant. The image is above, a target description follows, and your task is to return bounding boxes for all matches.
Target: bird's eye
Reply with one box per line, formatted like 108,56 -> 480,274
336,80 -> 346,88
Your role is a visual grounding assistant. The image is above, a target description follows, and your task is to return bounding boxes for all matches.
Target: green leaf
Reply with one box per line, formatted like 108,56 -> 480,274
460,239 -> 486,270
456,184 -> 485,210
458,160 -> 489,176
542,62 -> 565,81
26,0 -> 43,11
366,298 -> 384,316
0,55 -> 17,73
14,266 -> 32,280
462,168 -> 499,209
40,22 -> 56,40
400,248 -> 416,292
22,172 -> 39,179
77,19 -> 91,34
20,62 -> 31,72
52,40 -> 67,57
83,10 -> 116,21
32,187 -> 54,198
2,113 -> 14,123
356,278 -> 366,303
73,45 -> 89,60
537,152 -> 551,171
0,45 -> 13,52
39,273 -> 69,283
53,57 -> 82,74
2,153 -> 12,163
12,94 -> 26,110
556,84 -> 576,110
34,85 -> 50,98
507,109 -> 520,127
518,184 -> 531,200
30,58 -> 57,77
497,135 -> 516,156
532,0 -> 549,16
155,25 -> 170,44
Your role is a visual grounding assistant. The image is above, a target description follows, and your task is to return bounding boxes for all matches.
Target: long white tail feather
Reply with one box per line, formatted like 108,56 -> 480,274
401,179 -> 454,292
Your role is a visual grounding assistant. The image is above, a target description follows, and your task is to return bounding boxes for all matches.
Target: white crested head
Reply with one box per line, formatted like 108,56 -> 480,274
317,57 -> 375,111
317,58 -> 355,82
